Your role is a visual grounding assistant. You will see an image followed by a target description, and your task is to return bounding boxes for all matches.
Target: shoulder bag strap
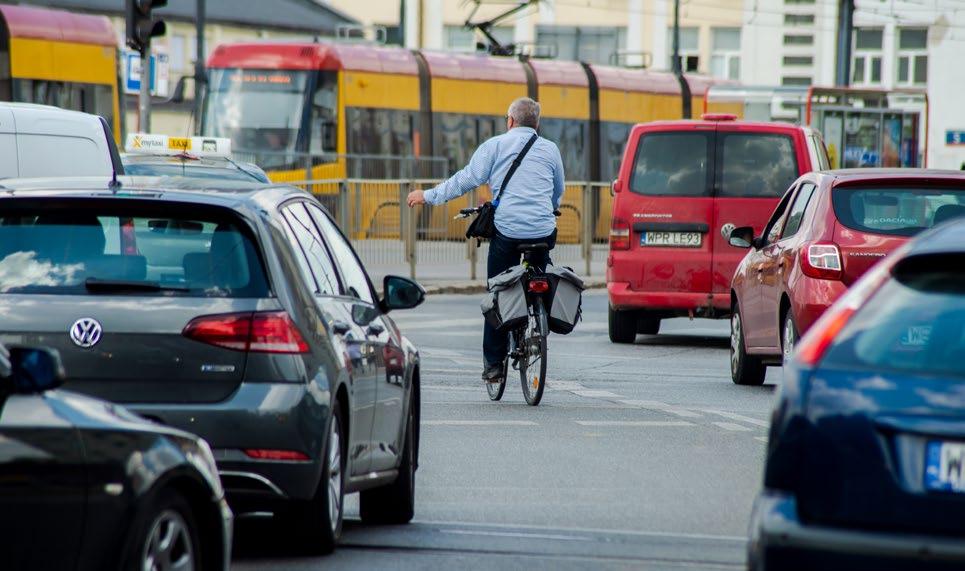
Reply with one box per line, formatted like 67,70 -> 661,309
493,133 -> 539,205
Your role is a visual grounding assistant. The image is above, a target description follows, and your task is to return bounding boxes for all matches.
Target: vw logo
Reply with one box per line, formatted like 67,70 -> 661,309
721,222 -> 737,240
69,318 -> 103,348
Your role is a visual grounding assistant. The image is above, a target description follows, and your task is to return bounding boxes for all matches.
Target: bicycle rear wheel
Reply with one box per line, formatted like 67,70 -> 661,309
518,300 -> 548,406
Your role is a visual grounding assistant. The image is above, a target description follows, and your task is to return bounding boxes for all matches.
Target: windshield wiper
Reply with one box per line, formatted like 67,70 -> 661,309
84,278 -> 189,294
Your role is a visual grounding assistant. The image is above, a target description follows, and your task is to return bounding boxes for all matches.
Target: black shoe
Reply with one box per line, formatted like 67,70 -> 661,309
482,363 -> 503,383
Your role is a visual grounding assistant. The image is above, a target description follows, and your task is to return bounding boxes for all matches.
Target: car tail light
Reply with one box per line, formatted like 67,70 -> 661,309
243,449 -> 311,461
800,242 -> 843,280
528,279 -> 550,293
610,219 -> 630,250
183,311 -> 309,354
120,217 -> 138,255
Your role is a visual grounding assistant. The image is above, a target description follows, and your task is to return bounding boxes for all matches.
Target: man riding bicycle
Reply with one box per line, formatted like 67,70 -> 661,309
406,97 -> 565,383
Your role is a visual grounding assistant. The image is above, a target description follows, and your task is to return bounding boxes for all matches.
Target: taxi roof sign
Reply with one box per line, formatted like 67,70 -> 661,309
125,133 -> 232,157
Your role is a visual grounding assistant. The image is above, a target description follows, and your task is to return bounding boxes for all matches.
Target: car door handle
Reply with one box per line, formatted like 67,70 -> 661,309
366,322 -> 385,336
332,320 -> 351,335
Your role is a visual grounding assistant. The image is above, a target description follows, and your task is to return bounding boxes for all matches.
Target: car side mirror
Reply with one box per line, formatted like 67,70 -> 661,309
381,275 -> 426,312
612,179 -> 623,194
729,226 -> 757,249
2,347 -> 65,394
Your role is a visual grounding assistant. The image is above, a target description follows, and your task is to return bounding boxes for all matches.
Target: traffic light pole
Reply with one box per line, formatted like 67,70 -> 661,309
139,49 -> 151,132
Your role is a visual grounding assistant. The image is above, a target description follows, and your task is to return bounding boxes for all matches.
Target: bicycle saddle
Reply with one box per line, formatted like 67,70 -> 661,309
517,242 -> 549,253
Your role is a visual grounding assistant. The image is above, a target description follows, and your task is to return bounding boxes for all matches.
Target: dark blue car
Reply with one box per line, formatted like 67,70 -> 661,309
749,217 -> 965,571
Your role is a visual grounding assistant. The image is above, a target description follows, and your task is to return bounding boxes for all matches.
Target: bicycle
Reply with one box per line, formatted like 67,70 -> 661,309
455,206 -> 552,406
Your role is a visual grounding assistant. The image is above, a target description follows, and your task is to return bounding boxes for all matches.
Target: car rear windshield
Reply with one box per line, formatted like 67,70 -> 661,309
823,259 -> 965,378
629,132 -> 711,197
0,200 -> 269,297
832,186 -> 965,237
718,133 -> 799,198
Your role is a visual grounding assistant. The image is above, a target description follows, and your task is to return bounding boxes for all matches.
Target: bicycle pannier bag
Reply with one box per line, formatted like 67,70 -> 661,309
481,264 -> 528,332
544,265 -> 584,335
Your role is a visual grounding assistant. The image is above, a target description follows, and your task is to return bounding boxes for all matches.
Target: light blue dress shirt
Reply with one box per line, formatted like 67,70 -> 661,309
423,126 -> 565,240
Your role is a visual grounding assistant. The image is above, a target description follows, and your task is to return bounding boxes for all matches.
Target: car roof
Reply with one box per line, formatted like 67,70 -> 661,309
811,168 -> 965,187
900,217 -> 965,257
0,101 -> 102,119
0,176 -> 310,212
630,119 -> 806,132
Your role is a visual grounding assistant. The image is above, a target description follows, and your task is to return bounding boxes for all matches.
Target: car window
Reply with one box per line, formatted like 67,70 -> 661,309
0,202 -> 268,297
832,187 -> 965,237
306,204 -> 375,304
280,203 -> 341,295
762,186 -> 795,244
719,133 -> 799,198
781,183 -> 817,239
823,265 -> 965,378
629,132 -> 712,197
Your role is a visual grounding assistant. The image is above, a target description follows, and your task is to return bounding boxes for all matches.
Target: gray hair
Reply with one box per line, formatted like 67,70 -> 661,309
508,97 -> 540,128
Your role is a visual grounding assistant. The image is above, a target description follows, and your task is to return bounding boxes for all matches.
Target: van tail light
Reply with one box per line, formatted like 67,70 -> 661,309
183,311 -> 309,354
800,242 -> 843,280
528,278 -> 550,293
120,217 -> 139,255
243,449 -> 310,461
610,219 -> 630,251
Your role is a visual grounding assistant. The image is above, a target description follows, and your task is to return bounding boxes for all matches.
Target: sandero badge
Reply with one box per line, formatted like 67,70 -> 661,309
69,317 -> 103,348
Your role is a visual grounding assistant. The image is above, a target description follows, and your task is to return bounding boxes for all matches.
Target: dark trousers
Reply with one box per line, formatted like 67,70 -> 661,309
483,229 -> 557,367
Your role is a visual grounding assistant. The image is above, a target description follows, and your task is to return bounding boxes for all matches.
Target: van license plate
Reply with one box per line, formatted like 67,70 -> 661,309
925,441 -> 965,493
641,232 -> 702,248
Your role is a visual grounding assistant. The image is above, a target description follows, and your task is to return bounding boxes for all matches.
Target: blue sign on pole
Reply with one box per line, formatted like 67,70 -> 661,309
947,131 -> 965,146
124,51 -> 156,95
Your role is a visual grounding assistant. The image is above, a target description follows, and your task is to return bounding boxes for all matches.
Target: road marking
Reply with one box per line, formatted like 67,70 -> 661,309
414,519 -> 747,543
703,409 -> 770,428
755,436 -> 769,443
422,420 -> 538,426
547,380 -> 585,391
620,400 -> 703,418
441,529 -> 594,542
575,420 -> 694,427
571,389 -> 621,398
396,318 -> 480,330
713,422 -> 752,432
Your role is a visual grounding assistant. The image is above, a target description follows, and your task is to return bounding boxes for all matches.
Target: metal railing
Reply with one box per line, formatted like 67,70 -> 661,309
284,178 -> 613,283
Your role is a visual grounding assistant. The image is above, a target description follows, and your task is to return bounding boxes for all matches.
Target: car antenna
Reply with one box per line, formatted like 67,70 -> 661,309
108,164 -> 121,191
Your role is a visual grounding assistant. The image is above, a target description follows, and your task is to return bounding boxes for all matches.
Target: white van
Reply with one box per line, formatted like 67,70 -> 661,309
0,102 -> 121,179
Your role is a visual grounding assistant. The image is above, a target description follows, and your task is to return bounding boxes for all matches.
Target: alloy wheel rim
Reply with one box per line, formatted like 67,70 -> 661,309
328,419 -> 342,532
142,509 -> 194,571
783,317 -> 795,362
731,313 -> 742,375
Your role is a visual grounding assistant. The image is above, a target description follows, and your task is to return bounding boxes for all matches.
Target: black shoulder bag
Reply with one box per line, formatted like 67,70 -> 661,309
465,133 -> 539,241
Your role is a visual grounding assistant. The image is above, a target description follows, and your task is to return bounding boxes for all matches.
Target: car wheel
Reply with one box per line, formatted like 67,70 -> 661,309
782,311 -> 799,365
277,404 -> 344,554
360,397 -> 416,525
608,307 -> 637,344
637,315 -> 661,335
123,490 -> 200,571
731,305 -> 766,386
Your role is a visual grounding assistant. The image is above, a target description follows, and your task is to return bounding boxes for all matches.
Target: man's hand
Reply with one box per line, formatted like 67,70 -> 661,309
406,189 -> 426,207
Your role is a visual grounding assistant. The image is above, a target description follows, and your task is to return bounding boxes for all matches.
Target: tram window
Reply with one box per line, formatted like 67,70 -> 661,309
310,72 -> 338,155
12,79 -> 115,129
540,118 -> 587,181
602,122 -> 631,182
434,113 -> 477,171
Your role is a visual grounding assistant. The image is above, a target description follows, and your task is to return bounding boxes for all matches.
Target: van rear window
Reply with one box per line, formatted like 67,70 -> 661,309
832,187 -> 965,237
719,133 -> 799,198
629,132 -> 711,197
0,200 -> 268,297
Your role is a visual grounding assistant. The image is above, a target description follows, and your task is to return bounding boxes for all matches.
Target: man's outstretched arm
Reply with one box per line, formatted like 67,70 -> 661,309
407,140 -> 496,207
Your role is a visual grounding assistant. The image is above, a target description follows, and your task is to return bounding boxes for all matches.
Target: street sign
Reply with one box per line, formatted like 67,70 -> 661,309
947,130 -> 965,146
124,50 -> 170,97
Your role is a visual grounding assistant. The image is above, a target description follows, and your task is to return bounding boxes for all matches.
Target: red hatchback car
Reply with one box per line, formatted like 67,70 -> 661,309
729,168 -> 965,385
607,116 -> 829,343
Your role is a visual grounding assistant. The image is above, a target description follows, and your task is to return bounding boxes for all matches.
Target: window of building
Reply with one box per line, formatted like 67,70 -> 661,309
784,14 -> 815,26
666,27 -> 700,71
537,25 -> 627,65
897,28 -> 928,86
852,28 -> 883,85
783,55 -> 813,66
783,34 -> 813,46
711,28 -> 740,80
781,76 -> 812,86
785,0 -> 815,4
169,34 -> 187,73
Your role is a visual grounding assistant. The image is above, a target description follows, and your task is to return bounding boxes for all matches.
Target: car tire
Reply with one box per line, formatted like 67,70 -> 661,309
609,307 -> 637,344
731,304 -> 766,386
360,398 -> 416,525
637,315 -> 661,335
122,489 -> 200,571
277,405 -> 345,554
781,311 -> 799,365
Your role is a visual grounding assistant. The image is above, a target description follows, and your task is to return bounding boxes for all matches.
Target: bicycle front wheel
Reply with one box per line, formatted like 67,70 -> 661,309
519,300 -> 548,406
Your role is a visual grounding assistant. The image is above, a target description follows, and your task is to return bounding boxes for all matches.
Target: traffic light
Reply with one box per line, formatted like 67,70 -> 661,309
126,0 -> 167,56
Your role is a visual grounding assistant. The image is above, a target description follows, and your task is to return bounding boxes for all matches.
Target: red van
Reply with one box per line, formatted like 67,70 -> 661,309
607,115 -> 829,343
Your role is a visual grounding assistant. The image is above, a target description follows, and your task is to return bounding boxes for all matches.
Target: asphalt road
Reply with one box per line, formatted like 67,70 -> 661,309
233,291 -> 782,570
